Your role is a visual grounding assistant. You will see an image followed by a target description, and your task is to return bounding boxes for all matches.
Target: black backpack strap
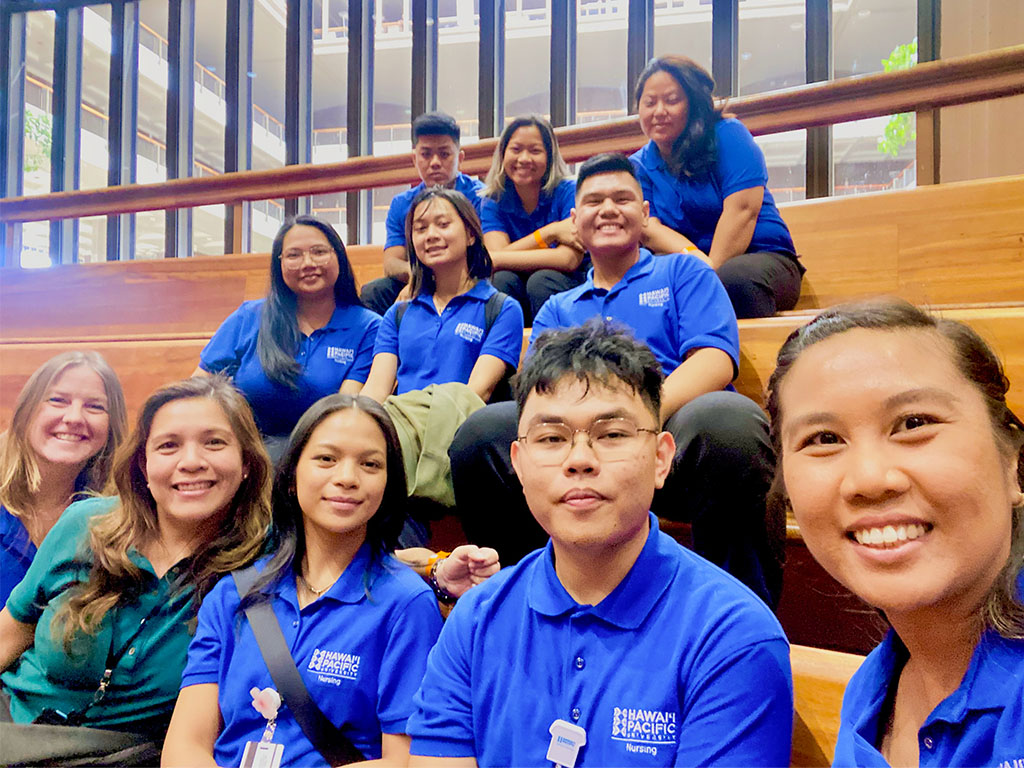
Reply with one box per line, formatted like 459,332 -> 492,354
394,300 -> 411,333
231,568 -> 365,766
483,290 -> 510,337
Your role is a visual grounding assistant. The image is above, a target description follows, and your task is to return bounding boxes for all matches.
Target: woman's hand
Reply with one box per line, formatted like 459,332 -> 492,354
436,545 -> 500,598
539,218 -> 585,253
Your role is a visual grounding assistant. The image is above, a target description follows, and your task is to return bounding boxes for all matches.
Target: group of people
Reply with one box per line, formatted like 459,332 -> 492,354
0,54 -> 1021,768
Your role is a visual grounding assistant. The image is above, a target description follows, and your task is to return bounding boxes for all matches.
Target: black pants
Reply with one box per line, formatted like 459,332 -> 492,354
361,275 -> 405,316
448,391 -> 784,608
718,251 -> 804,319
491,260 -> 590,324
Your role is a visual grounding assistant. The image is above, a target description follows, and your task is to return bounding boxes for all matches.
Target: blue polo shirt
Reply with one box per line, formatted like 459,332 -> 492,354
407,514 -> 792,766
385,173 -> 485,249
630,119 -> 796,257
200,299 -> 380,437
479,178 -> 576,240
834,616 -> 1024,767
0,505 -> 34,608
373,280 -> 524,395
531,248 -> 739,378
181,545 -> 443,767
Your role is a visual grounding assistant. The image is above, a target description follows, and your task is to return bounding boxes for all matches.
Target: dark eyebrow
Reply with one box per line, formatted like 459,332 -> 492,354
526,408 -> 634,427
784,387 -> 961,436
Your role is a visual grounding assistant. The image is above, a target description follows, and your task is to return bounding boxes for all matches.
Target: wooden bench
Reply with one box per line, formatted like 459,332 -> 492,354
790,645 -> 864,766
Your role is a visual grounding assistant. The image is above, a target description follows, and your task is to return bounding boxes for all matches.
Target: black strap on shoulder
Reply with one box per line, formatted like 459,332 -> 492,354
482,290 -> 508,336
232,567 -> 364,766
393,300 -> 411,333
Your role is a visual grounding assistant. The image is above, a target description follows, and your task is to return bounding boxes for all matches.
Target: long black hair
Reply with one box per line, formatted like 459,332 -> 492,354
634,55 -> 726,179
257,216 -> 361,389
405,187 -> 492,299
240,394 -> 407,606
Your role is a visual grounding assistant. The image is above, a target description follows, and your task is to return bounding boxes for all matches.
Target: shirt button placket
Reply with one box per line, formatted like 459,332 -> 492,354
571,707 -> 581,722
574,656 -> 585,670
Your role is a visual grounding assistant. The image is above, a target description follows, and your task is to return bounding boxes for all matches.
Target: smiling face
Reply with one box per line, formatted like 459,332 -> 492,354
571,170 -> 649,260
279,224 -> 340,300
638,70 -> 690,156
27,365 -> 111,475
502,124 -> 549,191
510,376 -> 674,555
410,196 -> 473,273
145,397 -> 246,537
778,328 -> 1019,622
294,408 -> 388,546
413,134 -> 463,186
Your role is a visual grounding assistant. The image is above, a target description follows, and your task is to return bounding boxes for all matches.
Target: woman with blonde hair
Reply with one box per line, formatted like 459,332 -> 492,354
479,115 -> 584,322
0,351 -> 127,606
0,375 -> 272,765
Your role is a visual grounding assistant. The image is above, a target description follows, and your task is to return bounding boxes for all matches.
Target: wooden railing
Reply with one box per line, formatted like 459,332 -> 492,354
1,46 -> 1022,226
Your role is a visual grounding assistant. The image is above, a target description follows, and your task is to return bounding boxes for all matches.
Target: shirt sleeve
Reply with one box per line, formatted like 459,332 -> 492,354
526,295 -> 564,357
377,589 -> 443,734
480,297 -> 525,368
384,193 -> 412,250
407,597 -> 478,758
4,499 -> 103,624
673,638 -> 793,766
347,313 -> 383,384
180,574 -> 235,688
199,303 -> 251,376
478,194 -> 507,235
552,180 -> 576,221
714,119 -> 769,199
373,303 -> 402,358
629,151 -> 659,218
672,258 -> 740,374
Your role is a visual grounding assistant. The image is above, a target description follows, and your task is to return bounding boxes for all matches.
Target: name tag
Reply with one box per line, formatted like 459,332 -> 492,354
241,740 -> 283,768
548,719 -> 587,768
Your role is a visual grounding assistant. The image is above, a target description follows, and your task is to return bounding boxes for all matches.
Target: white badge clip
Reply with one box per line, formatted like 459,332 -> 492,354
241,687 -> 284,768
547,718 -> 587,768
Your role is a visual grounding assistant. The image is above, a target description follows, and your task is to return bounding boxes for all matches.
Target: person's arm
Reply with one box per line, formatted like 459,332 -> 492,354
362,353 -> 399,403
340,379 -> 364,395
191,367 -> 211,378
642,217 -> 708,262
409,757 -> 477,768
0,608 -> 35,673
383,245 -> 411,283
707,187 -> 763,269
660,347 -> 735,425
161,683 -> 222,768
347,733 -> 413,767
466,355 -> 510,403
482,230 -> 584,273
393,546 -> 500,599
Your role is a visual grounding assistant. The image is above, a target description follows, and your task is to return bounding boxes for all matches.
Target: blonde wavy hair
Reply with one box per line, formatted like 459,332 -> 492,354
52,376 -> 272,649
482,115 -> 570,200
0,351 -> 127,518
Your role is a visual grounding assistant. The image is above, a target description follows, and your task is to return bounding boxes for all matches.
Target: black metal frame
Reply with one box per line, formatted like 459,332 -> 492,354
107,0 -> 138,261
225,0 -> 254,253
626,0 -> 653,114
412,0 -> 438,118
165,0 -> 195,258
550,0 -> 576,128
50,5 -> 83,263
805,0 -> 832,198
1,10 -> 26,266
346,0 -> 373,243
478,0 -> 504,139
285,0 -> 313,219
711,0 -> 738,97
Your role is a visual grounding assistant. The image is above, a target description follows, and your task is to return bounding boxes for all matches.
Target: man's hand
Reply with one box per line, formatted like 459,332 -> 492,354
436,545 -> 500,598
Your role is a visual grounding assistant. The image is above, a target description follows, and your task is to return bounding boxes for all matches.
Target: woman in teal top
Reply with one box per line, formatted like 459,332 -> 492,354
0,376 -> 271,758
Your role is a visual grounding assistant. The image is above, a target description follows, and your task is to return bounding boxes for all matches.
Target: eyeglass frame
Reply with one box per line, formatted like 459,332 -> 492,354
515,417 -> 660,466
279,245 -> 336,266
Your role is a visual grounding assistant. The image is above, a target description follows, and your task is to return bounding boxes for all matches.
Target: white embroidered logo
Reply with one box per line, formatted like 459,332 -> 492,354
326,346 -> 355,364
307,649 -> 360,686
611,707 -> 678,755
454,322 -> 484,343
638,287 -> 670,307
997,758 -> 1024,768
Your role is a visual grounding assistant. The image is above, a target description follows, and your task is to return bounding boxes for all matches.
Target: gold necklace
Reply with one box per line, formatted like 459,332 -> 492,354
299,573 -> 331,596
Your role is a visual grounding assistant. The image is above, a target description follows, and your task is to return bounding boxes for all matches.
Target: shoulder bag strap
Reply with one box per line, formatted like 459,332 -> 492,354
394,300 -> 411,333
232,568 -> 365,766
482,290 -> 509,337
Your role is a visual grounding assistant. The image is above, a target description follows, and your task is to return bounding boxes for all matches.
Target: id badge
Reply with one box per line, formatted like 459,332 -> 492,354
241,740 -> 284,768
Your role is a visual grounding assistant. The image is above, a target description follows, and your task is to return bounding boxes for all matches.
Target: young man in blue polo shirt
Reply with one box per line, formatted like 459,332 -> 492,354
407,322 -> 793,767
449,152 -> 783,607
361,111 -> 485,315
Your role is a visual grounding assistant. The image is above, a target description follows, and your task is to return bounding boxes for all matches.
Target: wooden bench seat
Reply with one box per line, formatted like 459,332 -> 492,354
790,645 -> 864,766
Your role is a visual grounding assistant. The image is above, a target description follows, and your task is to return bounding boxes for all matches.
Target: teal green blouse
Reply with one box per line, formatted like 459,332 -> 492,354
2,496 -> 197,736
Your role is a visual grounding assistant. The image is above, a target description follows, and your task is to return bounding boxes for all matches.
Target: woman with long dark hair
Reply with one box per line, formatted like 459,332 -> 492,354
631,56 -> 804,318
767,299 -> 1024,765
163,394 -> 442,767
478,115 -> 584,323
198,215 -> 381,456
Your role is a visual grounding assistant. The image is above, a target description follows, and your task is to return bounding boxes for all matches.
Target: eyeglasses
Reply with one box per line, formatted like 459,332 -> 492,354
280,245 -> 334,266
516,418 -> 659,466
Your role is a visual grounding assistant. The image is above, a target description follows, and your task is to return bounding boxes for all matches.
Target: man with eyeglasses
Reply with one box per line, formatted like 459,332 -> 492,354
450,152 -> 782,608
407,321 -> 793,767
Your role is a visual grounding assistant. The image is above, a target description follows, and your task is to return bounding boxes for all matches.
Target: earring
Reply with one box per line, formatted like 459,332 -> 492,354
1015,490 -> 1024,508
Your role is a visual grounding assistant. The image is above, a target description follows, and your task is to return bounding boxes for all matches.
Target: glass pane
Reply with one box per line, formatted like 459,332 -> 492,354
252,199 -> 286,253
833,0 -> 917,194
194,0 -> 227,252
738,0 -> 805,96
438,0 -> 479,145
312,0 -> 349,240
137,0 -> 169,257
194,204 -> 228,256
78,215 -> 108,263
22,10 -> 55,267
758,128 -> 807,203
80,5 -> 111,192
135,211 -> 165,259
577,0 -> 628,124
653,1 -> 711,75
504,0 -> 551,122
251,0 -> 286,171
374,0 -> 413,244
